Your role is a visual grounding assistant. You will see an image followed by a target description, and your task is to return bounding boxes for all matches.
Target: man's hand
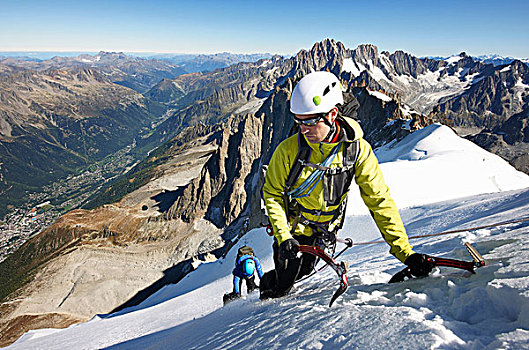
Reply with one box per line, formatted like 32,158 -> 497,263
279,238 -> 300,260
404,253 -> 435,277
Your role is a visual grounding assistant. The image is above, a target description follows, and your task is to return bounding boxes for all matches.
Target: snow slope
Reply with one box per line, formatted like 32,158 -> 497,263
7,124 -> 529,350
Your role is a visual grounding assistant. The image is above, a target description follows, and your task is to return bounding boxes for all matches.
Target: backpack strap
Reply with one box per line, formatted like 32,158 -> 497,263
281,118 -> 361,235
282,133 -> 312,219
330,139 -> 359,232
285,132 -> 312,192
342,139 -> 359,169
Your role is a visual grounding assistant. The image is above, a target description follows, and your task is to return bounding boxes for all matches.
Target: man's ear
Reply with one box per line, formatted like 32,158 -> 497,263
328,107 -> 339,122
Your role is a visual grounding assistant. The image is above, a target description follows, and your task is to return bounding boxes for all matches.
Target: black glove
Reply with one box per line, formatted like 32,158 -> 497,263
404,253 -> 435,278
279,238 -> 300,260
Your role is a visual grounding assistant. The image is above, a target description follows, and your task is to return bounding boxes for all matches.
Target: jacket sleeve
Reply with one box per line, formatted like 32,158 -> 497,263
232,261 -> 242,294
262,142 -> 293,245
233,275 -> 241,294
253,257 -> 264,279
354,139 -> 414,262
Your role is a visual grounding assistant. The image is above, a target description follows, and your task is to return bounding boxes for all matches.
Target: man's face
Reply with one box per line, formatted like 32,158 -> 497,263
294,108 -> 337,143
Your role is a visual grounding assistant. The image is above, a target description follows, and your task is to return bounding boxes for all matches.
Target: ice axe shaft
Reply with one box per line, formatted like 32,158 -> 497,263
464,242 -> 485,266
298,245 -> 348,307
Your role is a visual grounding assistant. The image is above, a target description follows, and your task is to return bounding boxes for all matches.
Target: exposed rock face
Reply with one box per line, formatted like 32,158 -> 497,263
247,81 -> 295,229
292,39 -> 348,77
386,50 -> 431,78
466,106 -> 529,174
165,113 -> 264,228
352,88 -> 435,148
144,77 -> 186,103
439,60 -> 529,131
496,106 -> 529,144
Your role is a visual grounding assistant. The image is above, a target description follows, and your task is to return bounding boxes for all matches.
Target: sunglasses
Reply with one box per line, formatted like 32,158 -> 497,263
293,113 -> 326,126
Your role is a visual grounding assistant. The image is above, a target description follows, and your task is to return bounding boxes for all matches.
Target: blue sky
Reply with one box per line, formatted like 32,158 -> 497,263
1,0 -> 528,58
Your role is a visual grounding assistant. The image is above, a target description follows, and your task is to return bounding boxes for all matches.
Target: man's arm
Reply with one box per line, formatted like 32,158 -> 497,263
262,142 -> 294,245
232,274 -> 241,294
253,257 -> 264,279
354,139 -> 414,262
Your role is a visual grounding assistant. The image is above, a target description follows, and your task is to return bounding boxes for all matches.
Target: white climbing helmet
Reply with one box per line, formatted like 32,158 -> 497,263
290,71 -> 344,115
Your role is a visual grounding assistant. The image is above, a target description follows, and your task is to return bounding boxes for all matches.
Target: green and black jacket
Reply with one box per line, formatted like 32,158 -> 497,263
263,116 -> 414,263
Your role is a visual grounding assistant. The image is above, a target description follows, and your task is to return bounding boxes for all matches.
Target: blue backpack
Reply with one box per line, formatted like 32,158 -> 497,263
242,258 -> 256,276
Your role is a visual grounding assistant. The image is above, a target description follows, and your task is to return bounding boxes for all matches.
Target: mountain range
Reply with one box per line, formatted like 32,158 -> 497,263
0,38 -> 528,346
1,51 -> 187,93
146,52 -> 274,73
143,41 -> 529,171
0,51 -> 274,81
426,54 -> 529,67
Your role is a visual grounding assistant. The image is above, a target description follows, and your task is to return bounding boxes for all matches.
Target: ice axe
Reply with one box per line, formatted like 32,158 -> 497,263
298,245 -> 348,307
389,242 -> 486,283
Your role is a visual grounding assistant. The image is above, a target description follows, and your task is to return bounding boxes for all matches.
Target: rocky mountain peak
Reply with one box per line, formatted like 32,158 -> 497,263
97,51 -> 128,60
386,50 -> 429,78
309,38 -> 346,56
509,59 -> 529,75
291,39 -> 348,79
352,44 -> 379,63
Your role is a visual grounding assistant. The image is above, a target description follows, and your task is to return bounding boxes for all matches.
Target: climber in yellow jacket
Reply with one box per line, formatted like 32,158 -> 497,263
260,71 -> 434,300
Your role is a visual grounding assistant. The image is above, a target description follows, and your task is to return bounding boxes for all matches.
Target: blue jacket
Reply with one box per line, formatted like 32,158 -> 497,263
232,255 -> 263,294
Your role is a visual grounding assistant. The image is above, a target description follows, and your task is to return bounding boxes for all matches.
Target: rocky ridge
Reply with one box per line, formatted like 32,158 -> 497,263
138,56 -> 292,147
326,42 -> 529,173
